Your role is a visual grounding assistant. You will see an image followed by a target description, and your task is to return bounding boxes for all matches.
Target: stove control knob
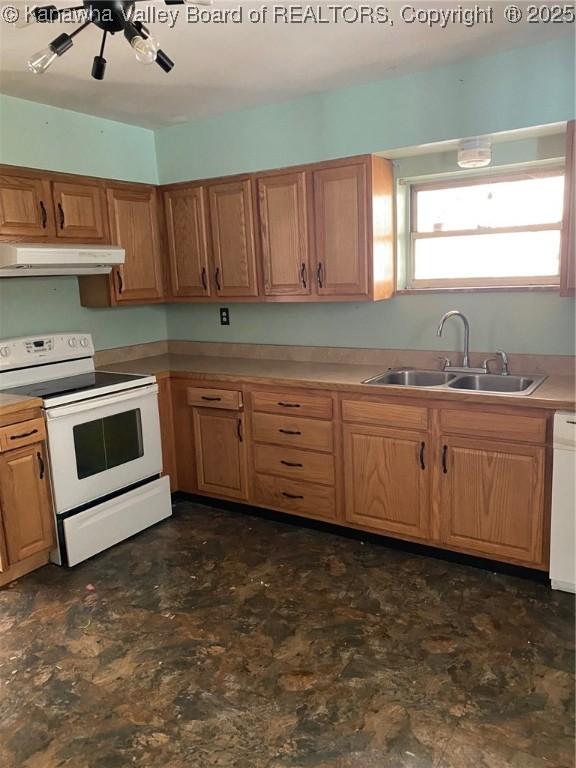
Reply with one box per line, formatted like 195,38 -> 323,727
0,346 -> 10,358
79,337 -> 88,348
68,338 -> 77,348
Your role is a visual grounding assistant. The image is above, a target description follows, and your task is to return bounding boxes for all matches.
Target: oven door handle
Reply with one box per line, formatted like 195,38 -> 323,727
45,383 -> 159,419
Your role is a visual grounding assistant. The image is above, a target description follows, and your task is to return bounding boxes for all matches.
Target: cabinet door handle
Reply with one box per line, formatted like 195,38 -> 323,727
10,428 -> 39,440
237,417 -> 243,442
57,202 -> 65,230
279,428 -> 301,435
37,451 -> 45,480
317,262 -> 324,288
419,441 -> 426,470
116,269 -> 123,295
201,396 -> 221,402
39,201 -> 47,229
280,460 -> 303,468
277,402 -> 300,408
300,262 -> 307,289
201,267 -> 208,291
214,267 -> 221,291
282,491 -> 304,500
441,445 -> 448,474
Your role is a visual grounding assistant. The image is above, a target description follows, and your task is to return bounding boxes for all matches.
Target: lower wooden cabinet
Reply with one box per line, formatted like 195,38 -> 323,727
438,436 -> 546,565
0,443 -> 55,569
343,424 -> 430,539
192,408 -> 248,500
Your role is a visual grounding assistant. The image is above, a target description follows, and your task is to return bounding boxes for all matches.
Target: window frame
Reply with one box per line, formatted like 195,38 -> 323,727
406,167 -> 564,290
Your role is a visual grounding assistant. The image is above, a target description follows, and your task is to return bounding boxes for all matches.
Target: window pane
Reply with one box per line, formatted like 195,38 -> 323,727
73,409 -> 143,480
414,231 -> 560,280
416,175 -> 564,233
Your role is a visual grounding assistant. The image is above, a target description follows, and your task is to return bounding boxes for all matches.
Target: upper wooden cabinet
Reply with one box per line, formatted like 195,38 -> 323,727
257,171 -> 310,296
207,179 -> 259,297
0,172 -> 55,239
312,156 -> 395,300
106,184 -> 165,304
52,181 -> 107,241
164,185 -> 211,298
560,120 -> 575,297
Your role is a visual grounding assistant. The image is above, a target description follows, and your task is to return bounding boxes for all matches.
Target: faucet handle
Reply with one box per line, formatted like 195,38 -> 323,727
437,356 -> 452,371
482,356 -> 498,374
496,350 -> 509,376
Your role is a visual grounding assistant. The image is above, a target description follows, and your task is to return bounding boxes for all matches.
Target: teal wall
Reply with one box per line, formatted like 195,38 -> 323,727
0,39 -> 575,354
0,96 -> 165,350
155,37 -> 575,182
0,95 -> 158,183
167,293 -> 575,356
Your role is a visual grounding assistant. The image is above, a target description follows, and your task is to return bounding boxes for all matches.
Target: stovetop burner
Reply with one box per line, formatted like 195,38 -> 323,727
5,370 -> 149,401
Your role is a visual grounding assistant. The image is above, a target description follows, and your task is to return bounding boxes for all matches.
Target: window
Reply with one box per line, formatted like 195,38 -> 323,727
407,169 -> 564,289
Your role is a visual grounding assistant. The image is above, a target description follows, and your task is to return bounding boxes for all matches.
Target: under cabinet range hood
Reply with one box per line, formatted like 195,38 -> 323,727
0,243 -> 124,277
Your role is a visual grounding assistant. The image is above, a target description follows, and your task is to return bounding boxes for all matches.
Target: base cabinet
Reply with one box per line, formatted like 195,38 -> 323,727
438,436 -> 546,565
0,443 -> 55,569
343,424 -> 430,539
192,408 -> 248,500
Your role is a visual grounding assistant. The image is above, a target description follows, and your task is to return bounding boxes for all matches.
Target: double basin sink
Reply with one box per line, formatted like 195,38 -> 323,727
362,369 -> 546,396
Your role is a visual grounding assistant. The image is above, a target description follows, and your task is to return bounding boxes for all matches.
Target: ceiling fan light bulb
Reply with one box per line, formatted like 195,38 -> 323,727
27,47 -> 57,74
130,35 -> 159,65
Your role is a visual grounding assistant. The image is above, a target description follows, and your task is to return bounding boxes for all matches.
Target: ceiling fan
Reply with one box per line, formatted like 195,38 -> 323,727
16,0 -> 214,79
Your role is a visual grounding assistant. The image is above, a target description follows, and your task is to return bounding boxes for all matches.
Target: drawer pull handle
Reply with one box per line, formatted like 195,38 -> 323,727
201,396 -> 222,402
237,418 -> 243,442
37,451 -> 45,480
277,401 -> 301,408
280,460 -> 303,468
10,428 -> 39,440
442,445 -> 448,474
419,441 -> 426,470
279,428 -> 301,435
282,491 -> 304,500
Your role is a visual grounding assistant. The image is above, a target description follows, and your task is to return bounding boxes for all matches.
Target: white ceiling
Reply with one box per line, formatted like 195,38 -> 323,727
0,1 -> 571,129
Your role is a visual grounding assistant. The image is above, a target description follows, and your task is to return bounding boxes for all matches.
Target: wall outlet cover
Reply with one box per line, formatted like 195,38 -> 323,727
220,307 -> 230,326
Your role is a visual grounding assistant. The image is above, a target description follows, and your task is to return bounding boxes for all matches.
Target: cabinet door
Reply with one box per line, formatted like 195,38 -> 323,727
52,181 -> 107,241
313,162 -> 369,296
193,408 -> 247,500
560,120 -> 575,297
0,173 -> 55,238
208,179 -> 258,297
439,436 -> 546,565
164,186 -> 211,298
258,171 -> 310,296
343,424 -> 429,539
107,186 -> 164,303
0,444 -> 54,567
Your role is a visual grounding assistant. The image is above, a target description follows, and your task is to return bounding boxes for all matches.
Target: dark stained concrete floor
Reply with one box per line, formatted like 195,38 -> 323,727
0,501 -> 574,768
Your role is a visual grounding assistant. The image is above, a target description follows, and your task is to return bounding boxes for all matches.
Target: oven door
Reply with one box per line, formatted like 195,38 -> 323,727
45,383 -> 162,514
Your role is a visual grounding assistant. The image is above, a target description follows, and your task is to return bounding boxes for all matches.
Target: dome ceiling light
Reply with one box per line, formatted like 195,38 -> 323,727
18,0 -> 213,79
457,137 -> 492,169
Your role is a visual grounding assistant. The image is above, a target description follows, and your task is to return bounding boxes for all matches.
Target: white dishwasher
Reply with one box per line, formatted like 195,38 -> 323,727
550,412 -> 576,592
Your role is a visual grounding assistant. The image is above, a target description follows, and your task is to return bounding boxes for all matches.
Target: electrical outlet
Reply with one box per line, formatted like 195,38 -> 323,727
219,307 -> 230,326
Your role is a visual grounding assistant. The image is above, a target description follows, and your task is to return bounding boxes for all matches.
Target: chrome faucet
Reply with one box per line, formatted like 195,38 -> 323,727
437,310 -> 471,369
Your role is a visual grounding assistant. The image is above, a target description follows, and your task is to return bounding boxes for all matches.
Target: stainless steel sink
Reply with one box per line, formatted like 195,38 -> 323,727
362,369 -> 547,396
447,374 -> 546,395
363,370 -> 459,387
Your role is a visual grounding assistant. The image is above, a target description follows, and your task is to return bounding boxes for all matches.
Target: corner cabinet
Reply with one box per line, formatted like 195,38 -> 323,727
106,184 -> 165,303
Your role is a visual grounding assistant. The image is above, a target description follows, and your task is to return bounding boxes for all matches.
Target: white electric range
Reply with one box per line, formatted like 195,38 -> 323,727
0,333 -> 171,566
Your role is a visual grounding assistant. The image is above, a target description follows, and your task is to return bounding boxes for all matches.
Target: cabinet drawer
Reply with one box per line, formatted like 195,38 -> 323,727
252,390 -> 332,419
253,473 -> 336,520
186,386 -> 242,411
0,418 -> 46,452
253,444 -> 335,486
252,412 -> 333,452
341,399 -> 428,431
440,409 -> 547,444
